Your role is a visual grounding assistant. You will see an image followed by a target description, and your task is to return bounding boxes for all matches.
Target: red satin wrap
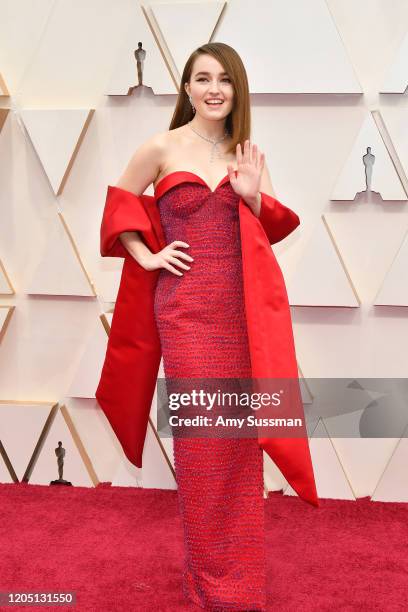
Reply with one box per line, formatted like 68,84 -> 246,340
95,176 -> 319,507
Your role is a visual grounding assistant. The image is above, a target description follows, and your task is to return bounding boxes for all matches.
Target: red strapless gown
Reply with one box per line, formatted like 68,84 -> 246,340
154,171 -> 267,611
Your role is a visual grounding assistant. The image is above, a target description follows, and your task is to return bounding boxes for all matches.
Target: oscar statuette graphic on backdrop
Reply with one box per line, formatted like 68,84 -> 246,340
50,441 -> 72,486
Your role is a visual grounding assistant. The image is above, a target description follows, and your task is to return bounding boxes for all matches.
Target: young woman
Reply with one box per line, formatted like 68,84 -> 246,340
97,42 -> 318,611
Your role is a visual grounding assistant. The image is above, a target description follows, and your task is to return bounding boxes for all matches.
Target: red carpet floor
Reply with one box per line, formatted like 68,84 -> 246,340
0,482 -> 407,611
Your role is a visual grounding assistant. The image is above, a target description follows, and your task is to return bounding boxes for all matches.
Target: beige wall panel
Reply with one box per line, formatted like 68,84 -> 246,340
28,406 -> 95,486
106,4 -> 176,95
67,317 -> 108,398
331,113 -> 407,201
19,109 -> 94,195
288,218 -> 359,307
371,429 -> 408,502
214,0 -> 361,93
0,0 -> 54,94
63,397 -> 124,484
325,210 -> 408,305
0,401 -> 54,480
375,229 -> 408,306
150,1 -> 225,81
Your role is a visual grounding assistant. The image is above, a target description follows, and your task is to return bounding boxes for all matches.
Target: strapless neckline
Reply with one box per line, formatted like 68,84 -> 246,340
154,170 -> 232,201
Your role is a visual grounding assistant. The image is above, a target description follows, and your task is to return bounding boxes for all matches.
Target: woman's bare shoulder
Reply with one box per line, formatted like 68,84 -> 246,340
150,127 -> 189,172
154,126 -> 187,148
114,131 -> 168,193
115,128 -> 188,194
140,128 -> 185,162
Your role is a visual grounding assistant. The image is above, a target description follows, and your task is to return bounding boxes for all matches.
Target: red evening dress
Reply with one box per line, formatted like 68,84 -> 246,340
153,171 -> 267,611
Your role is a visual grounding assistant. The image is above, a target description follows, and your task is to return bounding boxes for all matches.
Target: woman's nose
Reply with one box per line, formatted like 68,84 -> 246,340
208,84 -> 221,93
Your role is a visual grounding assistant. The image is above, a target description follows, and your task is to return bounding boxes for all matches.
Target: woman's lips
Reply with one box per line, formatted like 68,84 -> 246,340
205,100 -> 224,107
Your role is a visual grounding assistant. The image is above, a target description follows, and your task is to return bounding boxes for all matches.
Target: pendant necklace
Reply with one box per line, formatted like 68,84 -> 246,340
188,120 -> 229,163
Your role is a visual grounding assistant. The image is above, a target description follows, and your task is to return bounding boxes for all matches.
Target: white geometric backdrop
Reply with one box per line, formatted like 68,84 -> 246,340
1,0 -> 408,502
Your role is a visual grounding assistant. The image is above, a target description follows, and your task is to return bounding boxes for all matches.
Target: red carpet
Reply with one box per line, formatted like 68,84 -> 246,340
0,482 -> 407,611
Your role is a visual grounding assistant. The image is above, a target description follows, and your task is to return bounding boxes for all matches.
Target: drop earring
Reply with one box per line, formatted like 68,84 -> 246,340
188,94 -> 196,114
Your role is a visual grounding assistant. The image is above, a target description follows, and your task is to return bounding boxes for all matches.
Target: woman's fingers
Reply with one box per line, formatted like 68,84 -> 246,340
255,146 -> 260,168
236,142 -> 242,165
168,256 -> 191,271
171,249 -> 193,262
260,151 -> 265,171
244,139 -> 250,163
251,142 -> 257,164
163,261 -> 183,276
160,244 -> 195,275
171,240 -> 189,248
237,140 -> 265,184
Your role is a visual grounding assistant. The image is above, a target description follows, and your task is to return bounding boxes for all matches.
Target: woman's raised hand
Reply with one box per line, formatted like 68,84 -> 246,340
227,140 -> 264,203
140,240 -> 193,276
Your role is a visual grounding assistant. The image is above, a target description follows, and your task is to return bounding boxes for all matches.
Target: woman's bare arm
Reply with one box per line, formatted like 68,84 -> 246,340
116,133 -> 165,193
252,160 -> 275,216
115,134 -> 164,266
113,133 -> 193,275
259,161 -> 276,198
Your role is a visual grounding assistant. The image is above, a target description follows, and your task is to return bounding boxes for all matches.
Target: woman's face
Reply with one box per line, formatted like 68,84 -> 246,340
185,54 -> 234,121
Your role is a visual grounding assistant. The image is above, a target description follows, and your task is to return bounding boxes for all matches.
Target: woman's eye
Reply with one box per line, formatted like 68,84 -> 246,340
197,78 -> 231,82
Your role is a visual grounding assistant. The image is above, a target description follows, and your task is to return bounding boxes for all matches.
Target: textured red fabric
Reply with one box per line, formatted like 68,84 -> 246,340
155,178 -> 267,609
95,173 -> 319,507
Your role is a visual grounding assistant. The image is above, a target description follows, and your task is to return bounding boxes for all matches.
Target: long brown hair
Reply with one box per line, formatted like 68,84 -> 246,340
169,43 -> 251,156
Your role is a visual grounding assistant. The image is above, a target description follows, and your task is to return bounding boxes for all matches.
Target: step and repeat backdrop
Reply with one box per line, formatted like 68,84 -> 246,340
0,0 -> 408,501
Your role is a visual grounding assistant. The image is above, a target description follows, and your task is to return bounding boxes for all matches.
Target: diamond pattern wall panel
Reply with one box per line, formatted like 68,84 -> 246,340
0,1 -> 407,502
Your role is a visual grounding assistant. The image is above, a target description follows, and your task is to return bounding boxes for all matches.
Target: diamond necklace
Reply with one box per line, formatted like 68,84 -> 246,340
188,120 -> 229,162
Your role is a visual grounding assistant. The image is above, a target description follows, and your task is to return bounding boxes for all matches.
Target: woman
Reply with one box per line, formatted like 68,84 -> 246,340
97,42 -> 318,611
